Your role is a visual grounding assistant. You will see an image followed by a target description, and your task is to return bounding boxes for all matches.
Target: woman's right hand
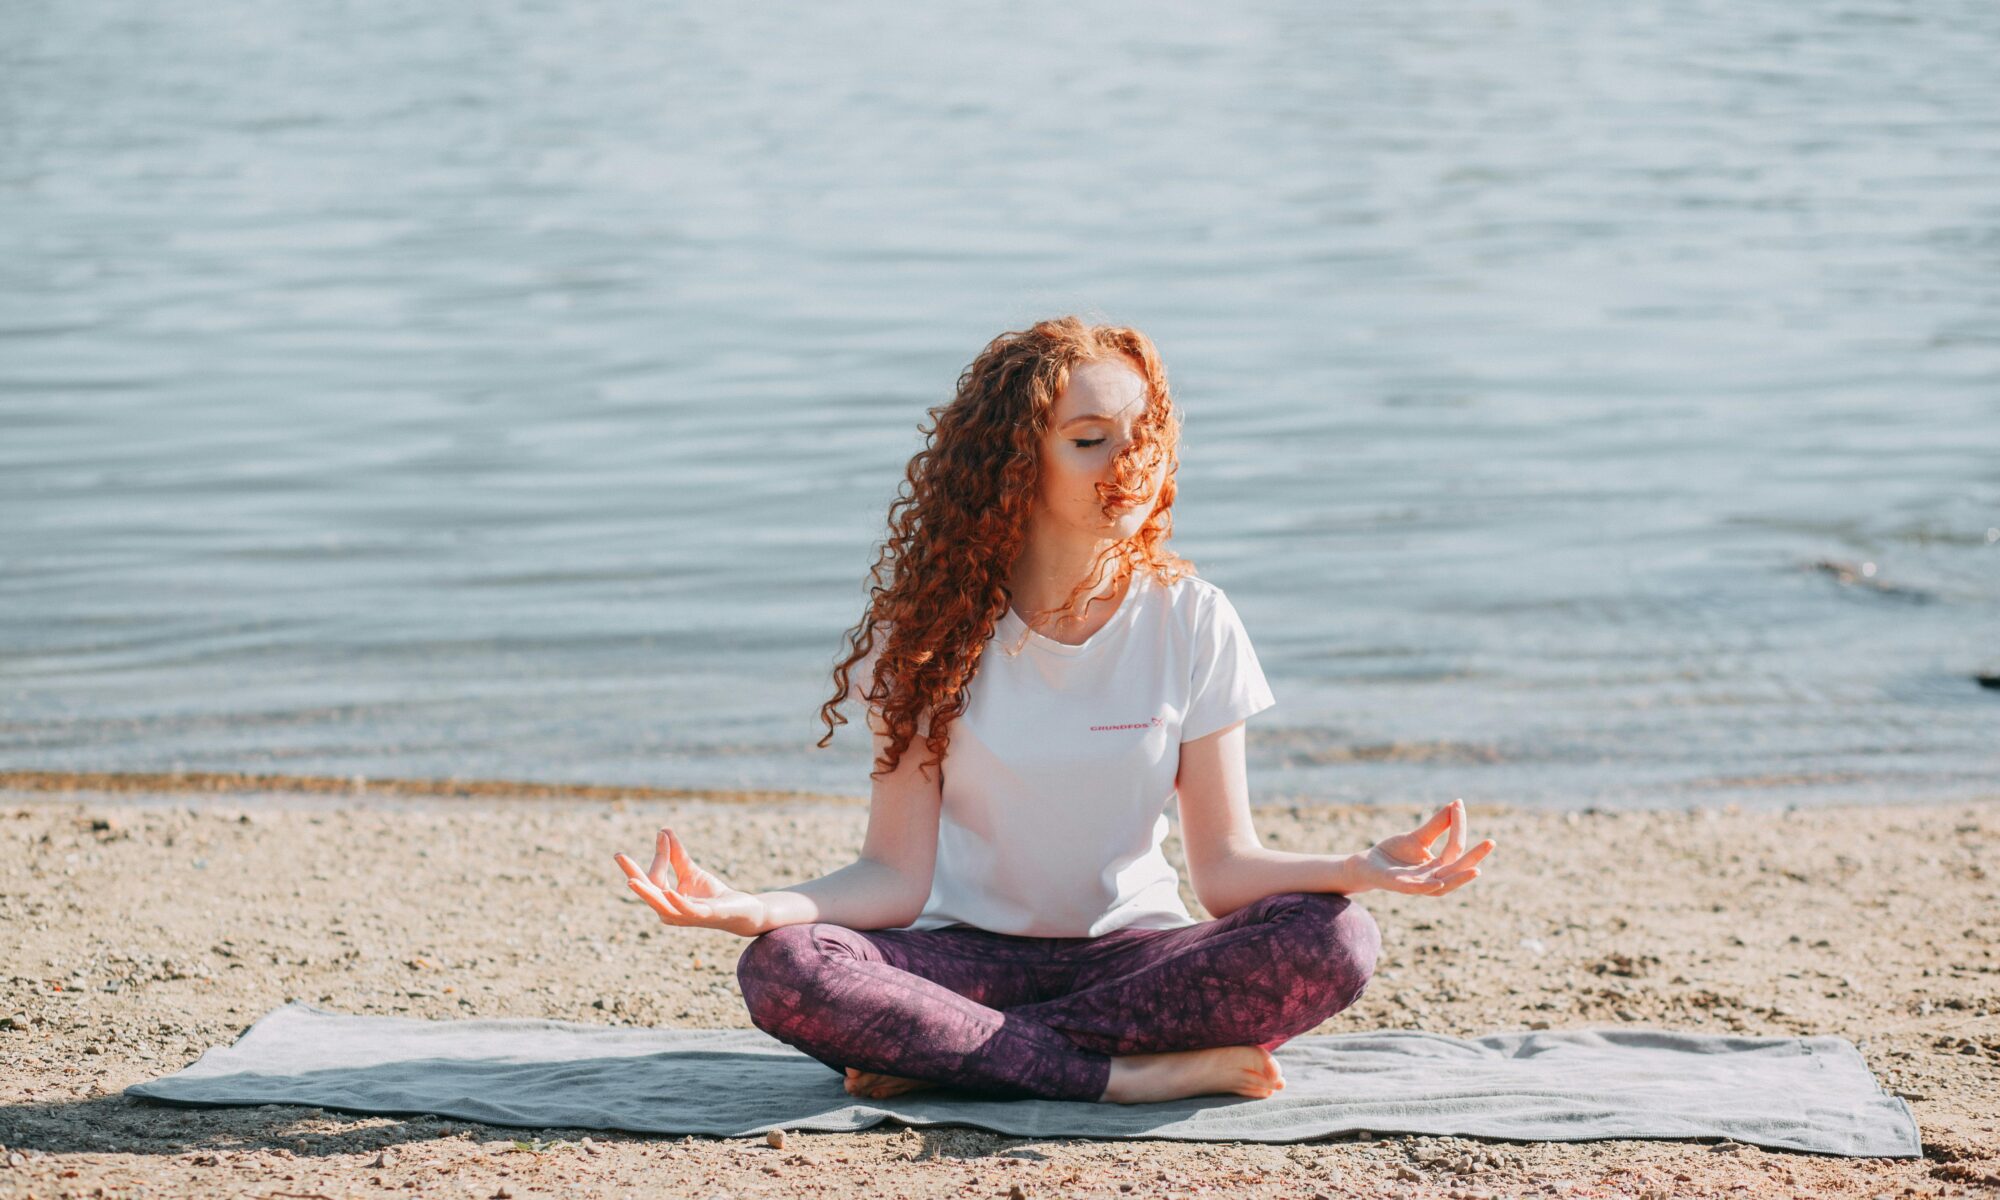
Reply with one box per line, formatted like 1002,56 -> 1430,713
613,828 -> 770,939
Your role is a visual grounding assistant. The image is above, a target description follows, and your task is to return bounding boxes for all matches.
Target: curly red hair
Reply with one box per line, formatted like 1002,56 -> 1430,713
816,316 -> 1198,781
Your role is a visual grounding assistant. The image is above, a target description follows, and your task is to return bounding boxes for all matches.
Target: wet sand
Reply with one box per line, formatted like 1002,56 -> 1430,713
2,781 -> 1996,1199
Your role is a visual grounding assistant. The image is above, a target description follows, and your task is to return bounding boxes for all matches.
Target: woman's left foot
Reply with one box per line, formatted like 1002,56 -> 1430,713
844,1067 -> 939,1099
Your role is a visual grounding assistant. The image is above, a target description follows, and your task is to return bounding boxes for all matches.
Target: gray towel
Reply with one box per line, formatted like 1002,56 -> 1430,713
125,1002 -> 1918,1156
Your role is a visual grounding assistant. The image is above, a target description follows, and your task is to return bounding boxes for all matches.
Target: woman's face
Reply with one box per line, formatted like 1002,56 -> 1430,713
1034,357 -> 1167,543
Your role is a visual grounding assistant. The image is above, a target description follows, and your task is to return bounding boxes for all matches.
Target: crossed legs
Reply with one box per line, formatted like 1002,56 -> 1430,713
734,891 -> 1380,1103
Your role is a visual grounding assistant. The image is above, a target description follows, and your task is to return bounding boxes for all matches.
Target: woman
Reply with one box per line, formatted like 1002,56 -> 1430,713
614,316 -> 1495,1105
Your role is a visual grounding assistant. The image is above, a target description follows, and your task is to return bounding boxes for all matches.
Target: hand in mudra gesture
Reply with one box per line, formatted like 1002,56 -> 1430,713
613,828 -> 769,939
1353,798 -> 1494,896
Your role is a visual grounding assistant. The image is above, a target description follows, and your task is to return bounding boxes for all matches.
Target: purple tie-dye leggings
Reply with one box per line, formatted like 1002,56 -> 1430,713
733,889 -> 1379,1102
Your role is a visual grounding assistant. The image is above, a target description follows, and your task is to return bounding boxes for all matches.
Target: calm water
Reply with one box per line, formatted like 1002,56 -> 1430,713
3,2 -> 1996,809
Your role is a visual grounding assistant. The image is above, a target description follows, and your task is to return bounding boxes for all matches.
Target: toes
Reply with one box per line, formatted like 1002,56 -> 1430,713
1242,1048 -> 1285,1095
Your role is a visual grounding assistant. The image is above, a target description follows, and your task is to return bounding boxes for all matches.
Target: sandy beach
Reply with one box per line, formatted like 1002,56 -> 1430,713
1,777 -> 1995,1199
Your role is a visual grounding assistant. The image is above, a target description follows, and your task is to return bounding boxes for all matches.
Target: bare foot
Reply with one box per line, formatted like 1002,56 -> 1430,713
844,1067 -> 941,1100
1099,1045 -> 1286,1104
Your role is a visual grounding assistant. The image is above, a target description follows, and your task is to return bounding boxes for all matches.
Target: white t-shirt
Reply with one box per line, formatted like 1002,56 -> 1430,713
847,569 -> 1277,937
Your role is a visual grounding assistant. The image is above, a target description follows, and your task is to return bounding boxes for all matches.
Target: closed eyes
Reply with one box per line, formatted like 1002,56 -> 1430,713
1071,438 -> 1106,448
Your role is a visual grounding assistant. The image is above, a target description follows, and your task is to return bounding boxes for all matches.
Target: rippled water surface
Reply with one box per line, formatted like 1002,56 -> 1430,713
3,2 -> 1996,808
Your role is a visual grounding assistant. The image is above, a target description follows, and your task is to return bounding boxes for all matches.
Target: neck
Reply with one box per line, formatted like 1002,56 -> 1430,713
1009,519 -> 1130,625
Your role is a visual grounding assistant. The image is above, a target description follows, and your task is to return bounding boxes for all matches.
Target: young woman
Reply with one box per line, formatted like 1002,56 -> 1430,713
614,316 -> 1495,1105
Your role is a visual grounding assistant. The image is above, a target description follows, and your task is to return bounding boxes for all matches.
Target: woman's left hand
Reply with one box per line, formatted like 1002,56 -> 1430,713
1350,798 -> 1494,896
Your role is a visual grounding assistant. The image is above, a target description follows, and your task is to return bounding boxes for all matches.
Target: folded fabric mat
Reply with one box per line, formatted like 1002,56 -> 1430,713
125,1002 -> 1918,1157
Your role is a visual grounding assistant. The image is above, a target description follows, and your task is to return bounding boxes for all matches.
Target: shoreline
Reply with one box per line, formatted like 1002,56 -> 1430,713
1,785 -> 1995,1197
8,768 -> 1993,815
0,768 -> 857,808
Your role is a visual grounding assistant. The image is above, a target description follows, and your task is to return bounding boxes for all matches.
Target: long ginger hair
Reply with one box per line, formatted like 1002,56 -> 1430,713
816,316 -> 1198,781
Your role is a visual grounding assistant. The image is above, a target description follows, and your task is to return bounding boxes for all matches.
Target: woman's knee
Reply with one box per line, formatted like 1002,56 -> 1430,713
735,923 -> 851,1030
1324,895 -> 1381,1002
1265,891 -> 1381,1008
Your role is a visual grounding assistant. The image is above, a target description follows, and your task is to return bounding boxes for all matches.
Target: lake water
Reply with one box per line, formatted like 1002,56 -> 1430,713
3,1 -> 1996,809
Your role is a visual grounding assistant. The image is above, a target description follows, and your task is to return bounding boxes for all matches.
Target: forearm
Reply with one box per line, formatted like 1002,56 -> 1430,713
1195,846 -> 1364,919
751,856 -> 926,935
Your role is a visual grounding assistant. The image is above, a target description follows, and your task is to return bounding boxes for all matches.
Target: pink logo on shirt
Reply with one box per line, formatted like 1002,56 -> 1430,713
1089,716 -> 1165,732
